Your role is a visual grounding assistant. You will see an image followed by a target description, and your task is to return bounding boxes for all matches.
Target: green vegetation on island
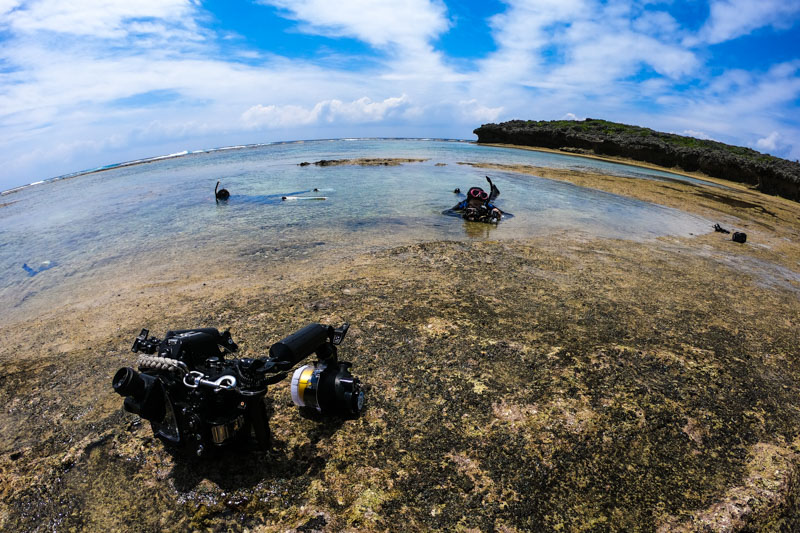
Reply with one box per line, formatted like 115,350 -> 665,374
474,119 -> 800,201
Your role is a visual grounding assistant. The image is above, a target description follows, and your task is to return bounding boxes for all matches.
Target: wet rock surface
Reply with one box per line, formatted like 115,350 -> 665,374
299,158 -> 428,167
1,164 -> 800,531
474,119 -> 800,202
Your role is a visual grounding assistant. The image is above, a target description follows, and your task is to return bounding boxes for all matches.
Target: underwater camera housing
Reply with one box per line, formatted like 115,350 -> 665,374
463,205 -> 501,223
112,323 -> 364,457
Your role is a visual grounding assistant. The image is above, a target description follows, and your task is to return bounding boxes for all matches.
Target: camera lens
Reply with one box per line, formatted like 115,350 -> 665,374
290,362 -> 364,416
111,367 -> 166,423
113,367 -> 144,397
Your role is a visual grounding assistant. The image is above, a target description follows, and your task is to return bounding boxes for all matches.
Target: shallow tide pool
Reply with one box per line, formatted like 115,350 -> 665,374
0,139 -> 711,318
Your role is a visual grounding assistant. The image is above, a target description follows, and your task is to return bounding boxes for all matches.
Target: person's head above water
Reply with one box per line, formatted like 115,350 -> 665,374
215,180 -> 230,201
467,187 -> 489,201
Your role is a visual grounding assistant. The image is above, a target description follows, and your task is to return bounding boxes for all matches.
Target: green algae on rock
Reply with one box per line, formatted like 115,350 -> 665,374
2,151 -> 800,530
2,231 -> 800,531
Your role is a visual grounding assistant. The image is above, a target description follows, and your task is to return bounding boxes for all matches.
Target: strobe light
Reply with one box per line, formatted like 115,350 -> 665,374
291,360 -> 365,416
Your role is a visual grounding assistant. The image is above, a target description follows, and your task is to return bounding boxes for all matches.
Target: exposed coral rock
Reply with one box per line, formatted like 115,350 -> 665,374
301,158 -> 428,167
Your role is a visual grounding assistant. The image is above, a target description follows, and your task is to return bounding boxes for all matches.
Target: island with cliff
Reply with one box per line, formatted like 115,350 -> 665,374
475,119 -> 800,202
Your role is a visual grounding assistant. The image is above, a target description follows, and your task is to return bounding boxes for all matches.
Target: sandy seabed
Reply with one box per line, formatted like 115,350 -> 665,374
1,149 -> 800,532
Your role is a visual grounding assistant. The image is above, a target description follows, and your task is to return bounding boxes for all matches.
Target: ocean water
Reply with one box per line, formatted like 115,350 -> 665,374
0,139 -> 711,317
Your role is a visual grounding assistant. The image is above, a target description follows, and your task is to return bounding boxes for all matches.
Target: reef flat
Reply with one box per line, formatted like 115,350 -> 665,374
1,160 -> 800,531
457,160 -> 800,265
474,119 -> 800,202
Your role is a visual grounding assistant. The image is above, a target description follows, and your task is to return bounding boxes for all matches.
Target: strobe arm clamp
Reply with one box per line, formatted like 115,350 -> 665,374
331,323 -> 349,345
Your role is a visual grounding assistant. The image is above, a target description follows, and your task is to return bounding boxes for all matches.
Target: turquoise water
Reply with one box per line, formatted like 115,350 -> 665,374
0,139 -> 711,315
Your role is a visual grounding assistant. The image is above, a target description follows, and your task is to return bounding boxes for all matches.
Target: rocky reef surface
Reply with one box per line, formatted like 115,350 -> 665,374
1,161 -> 800,531
298,158 -> 428,167
474,119 -> 800,202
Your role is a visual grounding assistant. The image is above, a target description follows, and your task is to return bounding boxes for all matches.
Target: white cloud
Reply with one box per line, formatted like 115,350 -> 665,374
548,29 -> 697,86
457,99 -> 503,123
241,95 -> 411,128
0,0 -> 799,188
755,131 -> 780,151
479,0 -> 588,84
698,0 -> 800,44
470,0 -> 799,164
4,0 -> 198,38
241,104 -> 319,128
702,62 -> 800,121
683,130 -> 715,140
478,0 -> 697,96
258,0 -> 449,49
632,10 -> 682,39
255,0 -> 463,102
0,0 -> 21,14
643,61 -> 800,160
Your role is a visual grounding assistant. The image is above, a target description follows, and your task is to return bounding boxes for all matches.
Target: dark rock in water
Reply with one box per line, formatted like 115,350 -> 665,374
474,119 -> 800,202
453,188 -> 461,194
308,158 -> 428,167
299,161 -> 310,166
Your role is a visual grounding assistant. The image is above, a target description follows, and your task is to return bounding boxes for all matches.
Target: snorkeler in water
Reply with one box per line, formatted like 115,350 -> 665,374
215,181 -> 230,202
449,176 -> 503,222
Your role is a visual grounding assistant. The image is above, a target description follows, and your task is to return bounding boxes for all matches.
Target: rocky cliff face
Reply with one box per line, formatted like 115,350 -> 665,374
474,119 -> 800,202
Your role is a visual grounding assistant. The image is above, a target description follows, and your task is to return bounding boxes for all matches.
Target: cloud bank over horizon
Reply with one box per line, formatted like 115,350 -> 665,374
0,0 -> 799,189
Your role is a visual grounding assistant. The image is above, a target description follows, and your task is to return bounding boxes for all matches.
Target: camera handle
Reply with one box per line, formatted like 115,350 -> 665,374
267,322 -> 349,368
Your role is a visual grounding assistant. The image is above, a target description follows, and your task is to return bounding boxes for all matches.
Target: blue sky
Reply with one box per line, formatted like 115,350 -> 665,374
1,0 -> 799,190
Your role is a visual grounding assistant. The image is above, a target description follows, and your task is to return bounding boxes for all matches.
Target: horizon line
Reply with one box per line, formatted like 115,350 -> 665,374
1,137 -> 474,196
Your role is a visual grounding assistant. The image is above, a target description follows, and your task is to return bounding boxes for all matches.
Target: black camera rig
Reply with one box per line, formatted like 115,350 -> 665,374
112,322 -> 364,457
463,204 -> 501,223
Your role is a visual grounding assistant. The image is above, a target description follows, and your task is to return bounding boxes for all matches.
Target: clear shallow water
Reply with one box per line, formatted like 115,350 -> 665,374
0,139 -> 711,314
